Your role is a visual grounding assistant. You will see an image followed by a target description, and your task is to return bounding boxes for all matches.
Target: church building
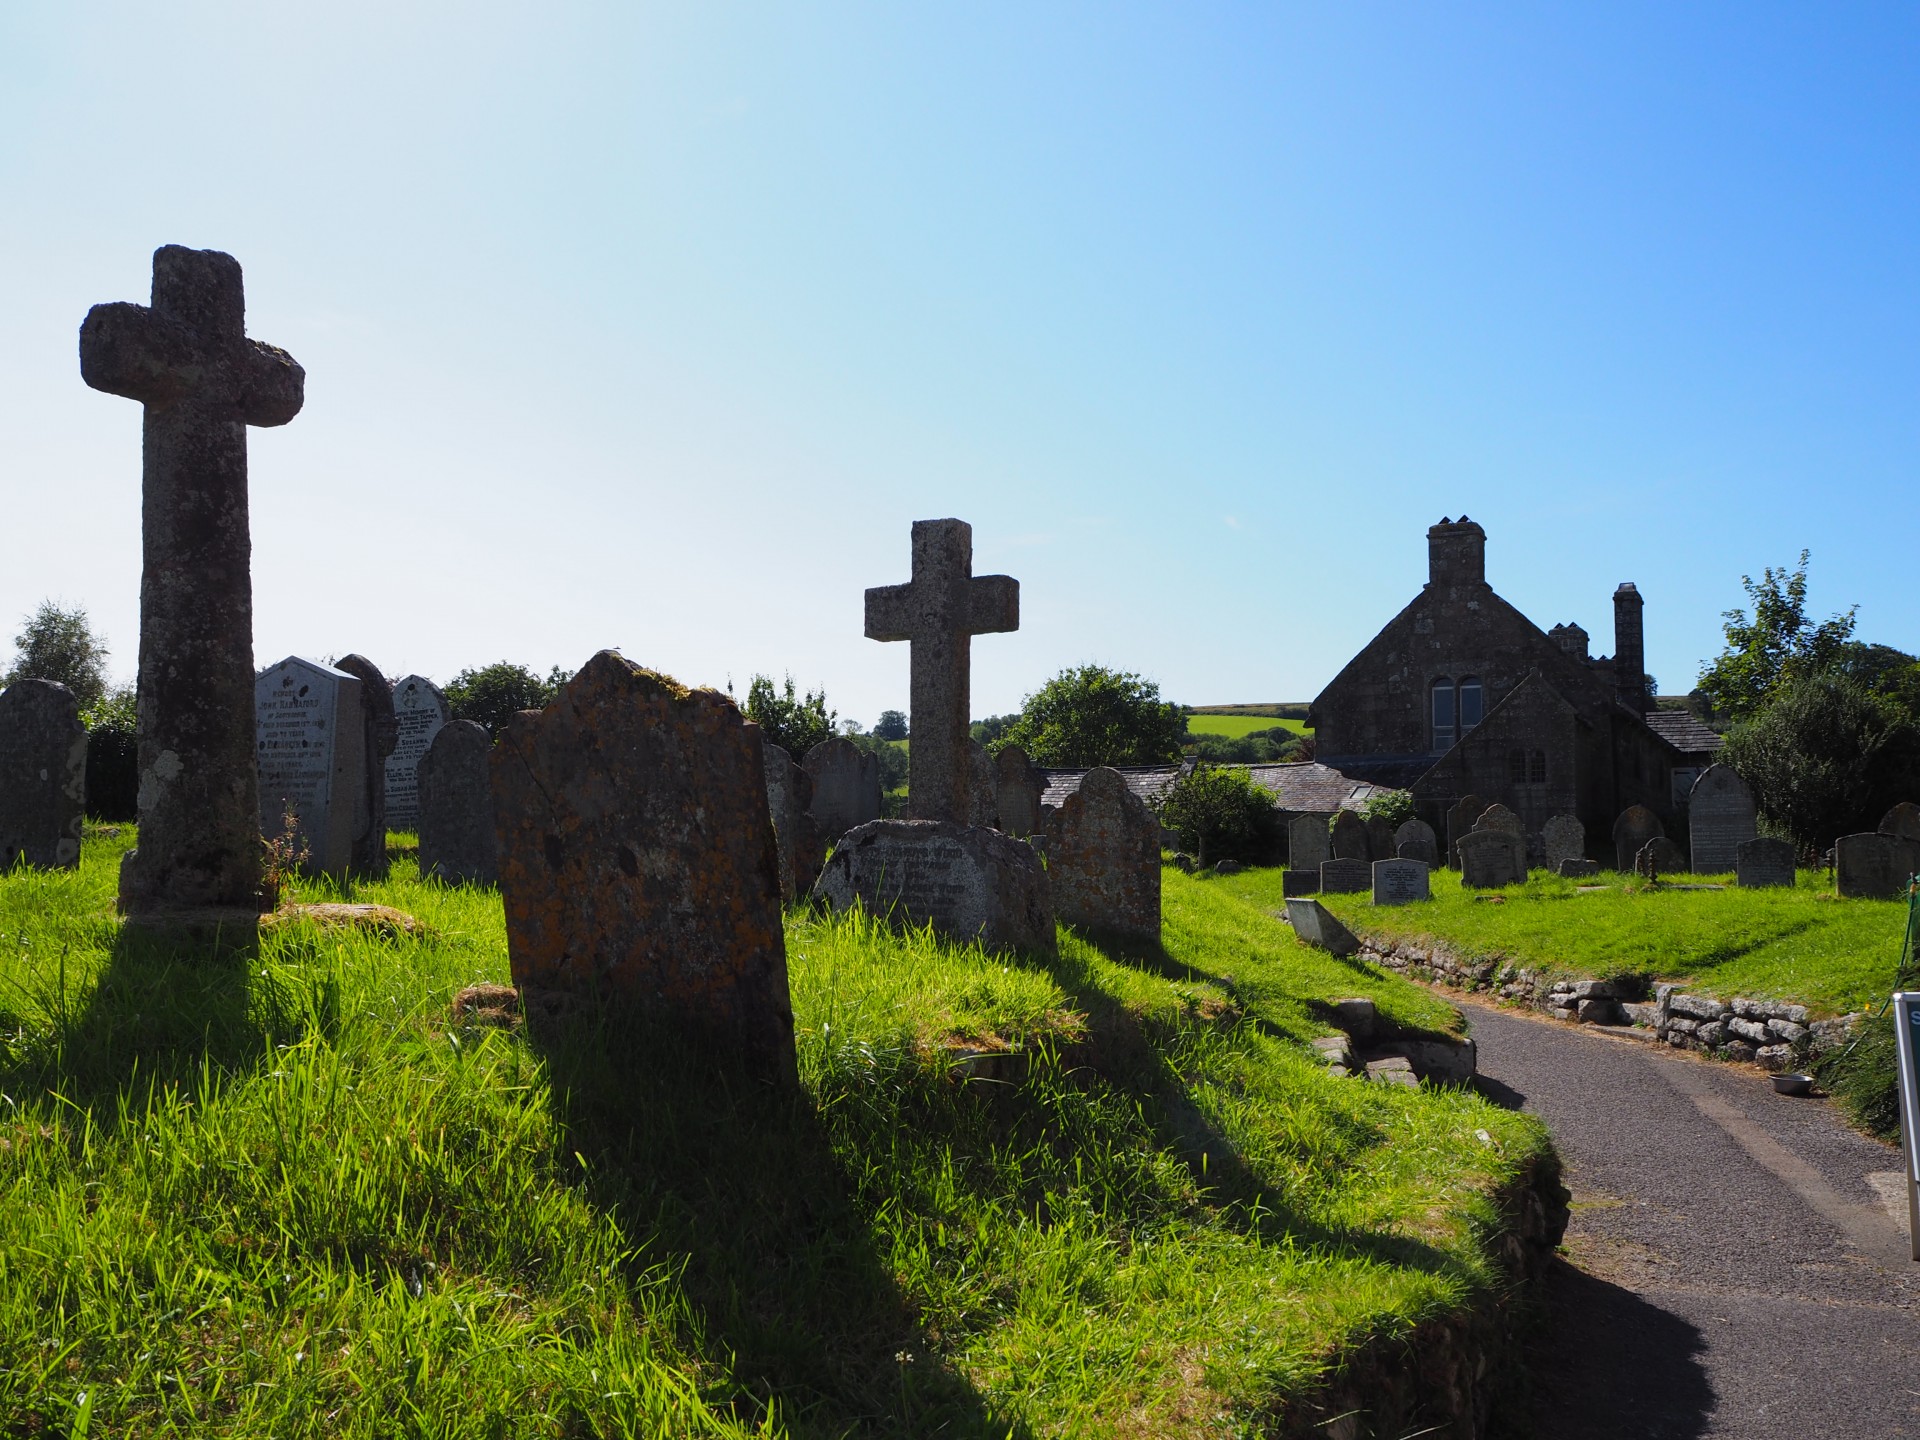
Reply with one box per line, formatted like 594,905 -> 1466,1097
1308,517 -> 1720,862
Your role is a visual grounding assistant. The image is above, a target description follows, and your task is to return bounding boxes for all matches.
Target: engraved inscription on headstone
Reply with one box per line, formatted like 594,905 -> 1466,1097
1688,764 -> 1756,874
1457,828 -> 1524,888
813,818 -> 1054,955
256,656 -> 365,878
385,675 -> 450,831
1319,857 -> 1370,894
1735,837 -> 1795,889
1394,818 -> 1438,868
1541,814 -> 1586,873
1372,858 -> 1431,905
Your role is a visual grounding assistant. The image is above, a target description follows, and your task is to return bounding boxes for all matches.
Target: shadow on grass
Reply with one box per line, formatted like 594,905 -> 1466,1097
529,1004 -> 1031,1440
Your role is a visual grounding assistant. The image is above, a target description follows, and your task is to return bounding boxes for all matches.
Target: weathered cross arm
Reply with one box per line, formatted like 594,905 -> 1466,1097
239,343 -> 306,427
78,302 -> 198,405
967,575 -> 1018,635
864,584 -> 914,643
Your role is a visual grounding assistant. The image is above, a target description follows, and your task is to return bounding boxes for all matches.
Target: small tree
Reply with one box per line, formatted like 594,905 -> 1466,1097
1697,552 -> 1858,723
1000,664 -> 1186,767
446,662 -> 571,737
5,600 -> 111,710
745,674 -> 836,760
873,709 -> 909,741
1360,789 -> 1416,830
83,685 -> 139,820
1156,765 -> 1276,866
970,713 -> 1020,748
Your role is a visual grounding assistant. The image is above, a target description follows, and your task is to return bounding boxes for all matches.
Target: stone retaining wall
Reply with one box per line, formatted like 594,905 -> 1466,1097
1354,934 -> 1861,1070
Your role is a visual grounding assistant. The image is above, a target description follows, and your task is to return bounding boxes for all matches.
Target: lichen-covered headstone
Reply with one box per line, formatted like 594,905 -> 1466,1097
994,743 -> 1045,838
1457,828 -> 1524,888
1043,766 -> 1159,941
385,675 -> 450,832
1735,837 -> 1795,889
256,656 -> 366,878
813,819 -> 1054,955
1290,813 -> 1331,872
1688,765 -> 1756,875
81,245 -> 305,917
803,735 -> 881,842
1371,858 -> 1430,905
1879,802 -> 1920,844
1445,793 -> 1486,869
1835,832 -> 1920,900
1612,805 -> 1664,872
764,741 -> 824,903
1390,817 -> 1435,867
491,651 -> 794,1074
1541,814 -> 1586,874
0,681 -> 86,870
417,720 -> 496,886
1330,809 -> 1368,862
1319,857 -> 1370,894
334,654 -> 397,878
967,740 -> 999,829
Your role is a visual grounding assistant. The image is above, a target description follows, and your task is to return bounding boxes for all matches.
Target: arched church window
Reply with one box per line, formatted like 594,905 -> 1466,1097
1508,749 -> 1528,784
1459,677 -> 1485,731
1431,678 -> 1456,753
1528,749 -> 1548,784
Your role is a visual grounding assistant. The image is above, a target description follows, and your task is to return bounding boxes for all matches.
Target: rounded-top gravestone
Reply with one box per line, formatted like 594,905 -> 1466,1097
1735,836 -> 1795,889
256,656 -> 367,880
417,719 -> 496,886
1688,764 -> 1757,875
1330,809 -> 1368,862
803,735 -> 882,842
385,675 -> 450,832
1445,793 -> 1486,868
813,819 -> 1054,956
1541,814 -> 1586,873
334,653 -> 397,879
1879,802 -> 1920,844
993,743 -> 1044,838
1394,817 -> 1438,867
0,680 -> 87,871
1612,805 -> 1665,872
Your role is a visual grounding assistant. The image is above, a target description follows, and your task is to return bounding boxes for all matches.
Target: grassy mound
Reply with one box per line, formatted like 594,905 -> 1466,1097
0,831 -> 1548,1437
1216,866 -> 1912,1017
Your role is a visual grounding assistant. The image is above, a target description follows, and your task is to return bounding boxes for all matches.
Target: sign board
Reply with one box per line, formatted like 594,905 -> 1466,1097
1892,992 -> 1920,1261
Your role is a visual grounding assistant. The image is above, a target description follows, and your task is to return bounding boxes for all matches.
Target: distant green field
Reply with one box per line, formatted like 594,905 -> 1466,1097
1186,714 -> 1311,739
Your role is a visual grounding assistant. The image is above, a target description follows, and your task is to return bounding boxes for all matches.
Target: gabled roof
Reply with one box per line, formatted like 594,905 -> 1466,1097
1036,760 -> 1389,815
1038,765 -> 1185,810
1643,708 -> 1725,756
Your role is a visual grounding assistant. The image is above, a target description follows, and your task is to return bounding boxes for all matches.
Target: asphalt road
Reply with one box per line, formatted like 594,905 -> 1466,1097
1463,1001 -> 1920,1439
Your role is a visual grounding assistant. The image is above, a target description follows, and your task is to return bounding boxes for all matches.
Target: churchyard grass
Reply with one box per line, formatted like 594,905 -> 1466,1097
1183,714 -> 1309,739
1212,866 -> 1908,1017
0,834 -> 1546,1436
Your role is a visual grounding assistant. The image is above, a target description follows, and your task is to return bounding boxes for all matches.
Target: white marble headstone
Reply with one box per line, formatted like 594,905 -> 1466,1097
256,656 -> 365,878
384,675 -> 451,831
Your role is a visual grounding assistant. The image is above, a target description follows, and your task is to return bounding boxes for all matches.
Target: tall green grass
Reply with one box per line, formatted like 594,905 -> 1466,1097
0,835 -> 1548,1437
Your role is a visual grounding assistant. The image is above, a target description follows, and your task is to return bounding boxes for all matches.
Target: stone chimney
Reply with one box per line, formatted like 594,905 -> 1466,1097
1427,516 -> 1487,587
1612,583 -> 1646,711
1549,622 -> 1590,661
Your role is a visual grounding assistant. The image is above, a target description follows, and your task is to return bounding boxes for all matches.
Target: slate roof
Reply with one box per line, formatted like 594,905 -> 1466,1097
1643,709 -> 1725,756
1037,761 -> 1389,815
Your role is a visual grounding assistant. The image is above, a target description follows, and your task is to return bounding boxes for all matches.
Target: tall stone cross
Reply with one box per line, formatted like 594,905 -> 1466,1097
80,246 -> 305,917
865,519 -> 1018,823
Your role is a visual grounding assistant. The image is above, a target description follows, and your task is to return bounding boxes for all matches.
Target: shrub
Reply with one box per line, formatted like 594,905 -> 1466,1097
445,662 -> 573,737
83,685 -> 138,820
5,600 -> 111,710
1361,790 -> 1416,830
1000,665 -> 1185,767
1156,765 -> 1278,866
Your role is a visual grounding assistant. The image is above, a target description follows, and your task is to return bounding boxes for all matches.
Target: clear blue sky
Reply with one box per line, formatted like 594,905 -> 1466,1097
3,4 -> 1913,724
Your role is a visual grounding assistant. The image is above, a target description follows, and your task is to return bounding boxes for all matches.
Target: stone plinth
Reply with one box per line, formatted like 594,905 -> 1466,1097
0,680 -> 86,870
812,819 -> 1054,956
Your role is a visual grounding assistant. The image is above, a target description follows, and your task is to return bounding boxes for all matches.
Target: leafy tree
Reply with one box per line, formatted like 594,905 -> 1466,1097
1156,764 -> 1276,866
999,665 -> 1186,768
5,600 -> 111,710
1719,671 -> 1920,850
446,662 -> 572,737
1833,642 -> 1920,718
872,710 -> 909,741
970,713 -> 1021,748
847,729 -> 910,811
1696,552 -> 1858,722
745,673 -> 836,760
83,685 -> 139,820
1360,789 -> 1416,830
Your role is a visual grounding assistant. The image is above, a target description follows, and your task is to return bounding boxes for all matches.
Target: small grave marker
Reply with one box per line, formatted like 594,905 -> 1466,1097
1319,857 -> 1370,894
1542,814 -> 1586,873
1372,858 -> 1430,905
1612,805 -> 1664,872
1735,836 -> 1795,889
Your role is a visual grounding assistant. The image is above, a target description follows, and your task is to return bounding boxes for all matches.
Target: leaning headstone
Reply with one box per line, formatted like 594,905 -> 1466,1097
1394,818 -> 1438,868
256,657 -> 366,879
1330,809 -> 1368,862
1879,802 -> 1920,844
1290,813 -> 1332,873
1633,836 -> 1688,881
813,820 -> 1054,955
1445,793 -> 1486,869
1457,828 -> 1524,888
417,720 -> 496,885
993,743 -> 1044,838
1541,815 -> 1586,874
803,736 -> 882,842
0,681 -> 86,870
1612,805 -> 1664,872
82,245 -> 305,917
1834,832 -> 1920,900
864,519 -> 1019,822
1281,870 -> 1319,897
1319,857 -> 1370,894
1735,837 -> 1796,890
1043,766 -> 1159,942
334,654 -> 397,878
384,675 -> 450,832
491,651 -> 795,1074
1365,815 -> 1397,863
967,741 -> 999,829
1372,858 -> 1431,906
764,741 -> 825,904
1285,898 -> 1360,957
1688,765 -> 1757,874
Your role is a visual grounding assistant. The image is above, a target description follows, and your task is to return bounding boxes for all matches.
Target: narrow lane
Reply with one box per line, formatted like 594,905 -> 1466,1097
1462,1001 -> 1920,1439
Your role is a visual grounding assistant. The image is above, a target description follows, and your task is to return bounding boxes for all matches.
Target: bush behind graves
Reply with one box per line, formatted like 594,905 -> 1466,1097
997,663 -> 1185,767
744,672 -> 836,759
1156,763 -> 1278,866
4,599 -> 112,711
445,661 -> 573,737
82,684 -> 138,820
1359,789 -> 1416,831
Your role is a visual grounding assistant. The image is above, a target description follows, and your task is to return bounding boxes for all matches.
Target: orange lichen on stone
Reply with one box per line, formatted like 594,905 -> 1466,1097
490,650 -> 795,1075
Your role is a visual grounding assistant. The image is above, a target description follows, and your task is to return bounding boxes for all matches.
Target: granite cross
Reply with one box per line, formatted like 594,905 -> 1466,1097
80,245 -> 305,917
865,519 -> 1018,823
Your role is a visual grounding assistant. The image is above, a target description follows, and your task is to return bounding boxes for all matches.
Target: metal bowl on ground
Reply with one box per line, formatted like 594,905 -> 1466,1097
1771,1072 -> 1815,1097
